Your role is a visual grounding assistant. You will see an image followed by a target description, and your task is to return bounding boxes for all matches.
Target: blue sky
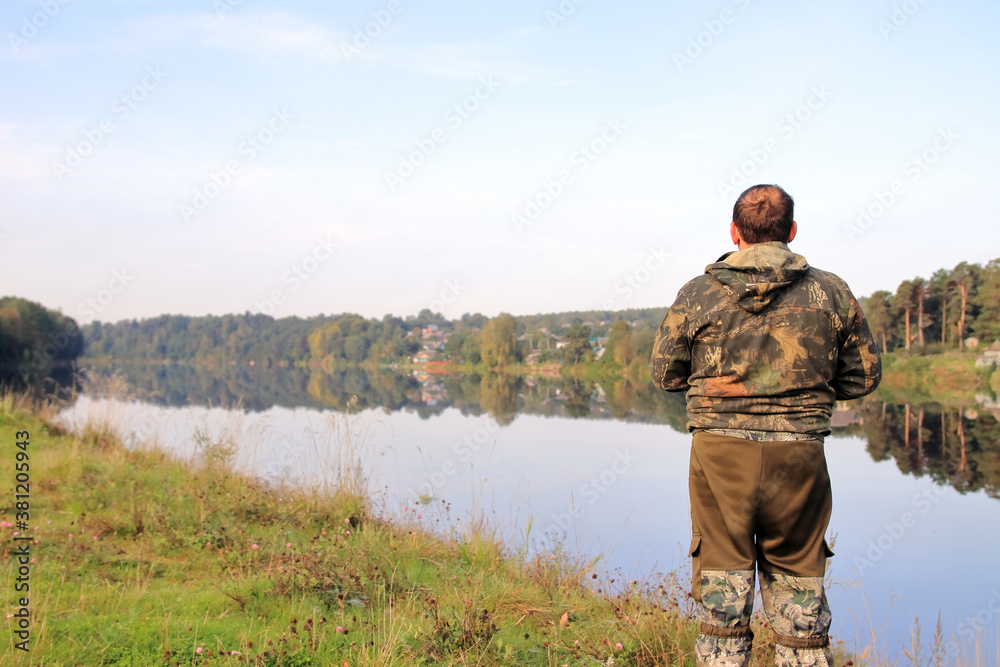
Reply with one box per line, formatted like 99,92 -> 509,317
2,0 -> 998,323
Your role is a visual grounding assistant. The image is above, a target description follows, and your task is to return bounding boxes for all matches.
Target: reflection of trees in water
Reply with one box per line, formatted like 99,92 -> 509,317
81,364 -> 318,411
478,374 -> 520,426
76,365 -> 1000,500
605,378 -> 636,419
562,378 -> 595,418
78,364 -> 690,429
843,398 -> 1000,500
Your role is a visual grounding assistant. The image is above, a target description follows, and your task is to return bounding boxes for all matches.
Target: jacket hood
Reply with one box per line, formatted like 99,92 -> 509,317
705,242 -> 809,313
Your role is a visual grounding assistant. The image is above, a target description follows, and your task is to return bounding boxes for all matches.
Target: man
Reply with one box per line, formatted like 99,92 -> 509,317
650,184 -> 881,666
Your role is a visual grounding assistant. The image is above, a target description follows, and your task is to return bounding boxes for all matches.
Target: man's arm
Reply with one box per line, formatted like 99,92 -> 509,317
831,293 -> 882,400
650,287 -> 693,392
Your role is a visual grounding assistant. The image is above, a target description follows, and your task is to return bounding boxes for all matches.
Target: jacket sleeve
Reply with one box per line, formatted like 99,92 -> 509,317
831,292 -> 882,400
650,286 -> 693,392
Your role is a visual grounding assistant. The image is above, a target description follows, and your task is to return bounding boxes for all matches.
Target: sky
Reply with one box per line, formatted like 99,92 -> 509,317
1,0 -> 998,324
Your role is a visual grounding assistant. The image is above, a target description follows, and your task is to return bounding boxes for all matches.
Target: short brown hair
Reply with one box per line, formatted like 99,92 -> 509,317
732,184 -> 794,244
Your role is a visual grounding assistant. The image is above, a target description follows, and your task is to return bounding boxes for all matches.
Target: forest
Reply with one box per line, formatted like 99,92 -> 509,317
0,296 -> 84,385
2,258 -> 998,389
75,258 -> 1000,373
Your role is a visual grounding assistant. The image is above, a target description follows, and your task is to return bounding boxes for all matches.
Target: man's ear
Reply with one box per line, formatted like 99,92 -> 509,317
787,221 -> 797,243
730,221 -> 741,247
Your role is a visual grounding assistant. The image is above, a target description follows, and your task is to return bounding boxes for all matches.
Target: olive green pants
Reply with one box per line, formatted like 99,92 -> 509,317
689,431 -> 834,666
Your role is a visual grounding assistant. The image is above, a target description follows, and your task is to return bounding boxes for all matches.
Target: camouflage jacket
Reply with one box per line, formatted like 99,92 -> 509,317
649,242 -> 881,435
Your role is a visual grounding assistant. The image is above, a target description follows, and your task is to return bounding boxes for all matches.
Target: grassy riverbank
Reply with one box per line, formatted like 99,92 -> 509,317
877,351 -> 996,403
0,395 -> 859,666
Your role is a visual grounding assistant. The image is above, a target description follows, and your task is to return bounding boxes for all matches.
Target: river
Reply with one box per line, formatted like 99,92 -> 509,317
57,364 -> 1000,663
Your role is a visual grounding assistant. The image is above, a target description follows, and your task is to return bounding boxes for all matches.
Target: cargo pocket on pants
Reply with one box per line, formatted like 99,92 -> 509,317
690,532 -> 703,603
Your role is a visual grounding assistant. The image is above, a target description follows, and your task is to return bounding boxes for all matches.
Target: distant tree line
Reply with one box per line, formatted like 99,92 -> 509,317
80,306 -> 665,373
83,313 -> 321,367
862,259 -> 1000,353
53,257 -> 1000,371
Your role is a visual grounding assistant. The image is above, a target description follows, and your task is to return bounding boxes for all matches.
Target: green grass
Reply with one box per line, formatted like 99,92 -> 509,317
878,351 -> 991,404
0,394 -> 862,666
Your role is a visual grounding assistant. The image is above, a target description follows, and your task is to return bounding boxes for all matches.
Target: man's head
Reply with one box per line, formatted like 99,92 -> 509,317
730,184 -> 796,247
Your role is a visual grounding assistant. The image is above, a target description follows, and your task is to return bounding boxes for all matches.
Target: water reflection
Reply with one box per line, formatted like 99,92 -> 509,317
79,364 -> 1000,501
840,398 -> 1000,499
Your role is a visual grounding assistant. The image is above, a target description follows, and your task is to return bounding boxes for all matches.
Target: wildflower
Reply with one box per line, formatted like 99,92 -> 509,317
195,647 -> 203,654
252,544 -> 260,550
616,643 -> 623,650
230,651 -> 240,655
286,542 -> 292,548
336,626 -> 344,632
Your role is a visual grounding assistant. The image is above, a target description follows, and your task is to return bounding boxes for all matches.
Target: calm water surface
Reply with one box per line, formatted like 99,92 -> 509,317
58,365 -> 1000,663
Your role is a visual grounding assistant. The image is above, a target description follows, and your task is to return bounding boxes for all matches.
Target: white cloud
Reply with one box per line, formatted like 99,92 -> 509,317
4,11 -> 347,66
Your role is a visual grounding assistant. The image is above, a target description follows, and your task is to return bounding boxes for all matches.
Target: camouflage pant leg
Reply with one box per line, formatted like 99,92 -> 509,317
695,569 -> 756,667
759,572 -> 834,667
